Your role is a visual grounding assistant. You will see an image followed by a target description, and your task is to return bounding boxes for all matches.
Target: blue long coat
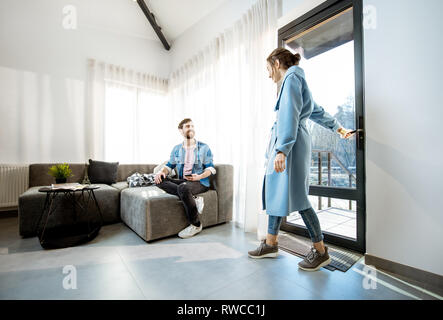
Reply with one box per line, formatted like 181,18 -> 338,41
262,66 -> 341,217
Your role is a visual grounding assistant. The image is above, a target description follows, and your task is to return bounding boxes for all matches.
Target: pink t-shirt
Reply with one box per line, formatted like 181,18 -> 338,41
183,145 -> 196,176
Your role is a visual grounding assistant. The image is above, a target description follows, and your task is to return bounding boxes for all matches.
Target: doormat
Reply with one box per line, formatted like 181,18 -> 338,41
277,233 -> 362,272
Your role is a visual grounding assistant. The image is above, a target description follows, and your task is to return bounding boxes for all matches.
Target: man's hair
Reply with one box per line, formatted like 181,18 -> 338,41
178,118 -> 193,129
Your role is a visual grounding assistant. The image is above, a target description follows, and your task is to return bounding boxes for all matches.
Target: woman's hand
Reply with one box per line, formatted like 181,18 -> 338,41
337,128 -> 356,139
274,152 -> 286,173
184,174 -> 201,181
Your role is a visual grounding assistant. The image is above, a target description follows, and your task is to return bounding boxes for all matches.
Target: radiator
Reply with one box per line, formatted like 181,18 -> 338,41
0,164 -> 29,209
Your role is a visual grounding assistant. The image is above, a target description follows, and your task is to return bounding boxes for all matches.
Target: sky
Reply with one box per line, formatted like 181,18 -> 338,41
287,40 -> 355,116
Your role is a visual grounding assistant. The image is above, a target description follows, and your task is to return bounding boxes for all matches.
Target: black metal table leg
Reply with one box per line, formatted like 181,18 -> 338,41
35,192 -> 50,234
90,189 -> 104,226
39,192 -> 58,243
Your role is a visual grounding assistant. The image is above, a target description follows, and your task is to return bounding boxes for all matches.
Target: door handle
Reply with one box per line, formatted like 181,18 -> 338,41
356,116 -> 365,150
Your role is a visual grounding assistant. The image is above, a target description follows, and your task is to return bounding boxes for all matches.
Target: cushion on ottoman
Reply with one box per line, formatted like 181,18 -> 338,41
120,186 -> 218,242
111,181 -> 129,191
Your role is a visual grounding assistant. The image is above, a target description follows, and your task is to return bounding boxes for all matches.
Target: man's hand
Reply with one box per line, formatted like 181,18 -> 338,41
184,174 -> 202,181
154,171 -> 166,184
337,127 -> 356,139
274,152 -> 286,173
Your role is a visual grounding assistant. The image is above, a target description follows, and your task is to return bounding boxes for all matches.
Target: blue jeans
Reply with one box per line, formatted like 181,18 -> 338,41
268,207 -> 324,243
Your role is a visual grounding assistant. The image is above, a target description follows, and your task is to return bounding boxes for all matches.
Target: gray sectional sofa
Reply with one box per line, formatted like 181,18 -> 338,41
18,163 -> 233,242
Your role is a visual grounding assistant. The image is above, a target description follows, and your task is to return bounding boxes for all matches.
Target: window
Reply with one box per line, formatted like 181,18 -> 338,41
104,81 -> 169,164
279,0 -> 366,252
285,7 -> 357,189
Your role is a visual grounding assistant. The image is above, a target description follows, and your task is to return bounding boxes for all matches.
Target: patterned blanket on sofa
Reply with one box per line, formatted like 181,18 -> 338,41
126,172 -> 156,187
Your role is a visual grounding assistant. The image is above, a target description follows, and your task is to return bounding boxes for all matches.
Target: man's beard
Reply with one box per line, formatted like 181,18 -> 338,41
186,131 -> 194,139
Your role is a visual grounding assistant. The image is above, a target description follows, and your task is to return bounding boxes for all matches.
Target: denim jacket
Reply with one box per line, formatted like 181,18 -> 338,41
165,140 -> 216,187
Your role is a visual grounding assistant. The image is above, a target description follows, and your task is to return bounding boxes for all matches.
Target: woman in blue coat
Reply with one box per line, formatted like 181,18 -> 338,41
248,48 -> 355,271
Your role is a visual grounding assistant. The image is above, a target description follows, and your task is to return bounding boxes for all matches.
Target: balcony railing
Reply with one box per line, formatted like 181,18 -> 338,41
311,150 -> 356,211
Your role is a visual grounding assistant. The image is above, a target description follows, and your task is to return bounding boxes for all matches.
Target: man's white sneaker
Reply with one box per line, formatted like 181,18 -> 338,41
194,196 -> 204,214
178,224 -> 203,239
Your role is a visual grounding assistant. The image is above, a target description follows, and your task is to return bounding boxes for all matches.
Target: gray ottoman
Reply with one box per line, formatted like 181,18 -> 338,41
120,185 -> 218,242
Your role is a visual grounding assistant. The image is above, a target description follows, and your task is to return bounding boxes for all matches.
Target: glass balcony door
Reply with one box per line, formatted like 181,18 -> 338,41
278,0 -> 365,253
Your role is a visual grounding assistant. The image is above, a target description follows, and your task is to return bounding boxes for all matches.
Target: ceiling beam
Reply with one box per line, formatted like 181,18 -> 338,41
136,0 -> 170,50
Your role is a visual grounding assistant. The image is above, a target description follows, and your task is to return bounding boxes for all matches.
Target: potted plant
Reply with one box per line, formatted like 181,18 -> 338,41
48,163 -> 73,184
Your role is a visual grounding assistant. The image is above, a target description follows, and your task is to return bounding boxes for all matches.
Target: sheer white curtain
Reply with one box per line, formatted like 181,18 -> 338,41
86,59 -> 170,164
169,0 -> 282,237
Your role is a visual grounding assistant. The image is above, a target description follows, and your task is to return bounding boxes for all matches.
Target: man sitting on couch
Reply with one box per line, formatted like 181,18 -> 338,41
154,118 -> 216,239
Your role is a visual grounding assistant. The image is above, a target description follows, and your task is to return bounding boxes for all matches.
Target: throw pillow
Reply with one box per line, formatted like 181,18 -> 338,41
88,159 -> 119,184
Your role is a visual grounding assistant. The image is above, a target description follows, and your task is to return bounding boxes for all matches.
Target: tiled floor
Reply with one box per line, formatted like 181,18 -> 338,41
0,214 -> 441,300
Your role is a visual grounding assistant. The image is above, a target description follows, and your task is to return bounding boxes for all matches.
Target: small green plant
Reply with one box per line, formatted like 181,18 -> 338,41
48,163 -> 73,179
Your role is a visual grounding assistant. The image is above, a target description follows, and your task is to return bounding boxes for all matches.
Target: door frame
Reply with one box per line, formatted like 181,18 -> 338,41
278,0 -> 366,253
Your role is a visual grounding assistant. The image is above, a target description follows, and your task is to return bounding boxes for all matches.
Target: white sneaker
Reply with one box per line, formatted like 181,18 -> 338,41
178,224 -> 203,239
194,196 -> 204,214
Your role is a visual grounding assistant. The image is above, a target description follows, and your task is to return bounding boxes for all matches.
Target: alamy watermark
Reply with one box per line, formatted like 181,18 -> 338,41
362,265 -> 378,290
363,5 -> 377,30
62,265 -> 77,290
62,5 -> 77,30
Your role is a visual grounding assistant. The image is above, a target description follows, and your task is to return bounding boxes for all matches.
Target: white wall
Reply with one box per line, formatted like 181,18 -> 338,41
170,0 -> 313,72
0,0 -> 169,163
279,0 -> 325,28
169,0 -> 259,72
363,0 -> 443,276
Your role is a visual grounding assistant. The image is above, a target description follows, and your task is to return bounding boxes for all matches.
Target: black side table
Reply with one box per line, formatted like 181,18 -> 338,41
36,185 -> 103,249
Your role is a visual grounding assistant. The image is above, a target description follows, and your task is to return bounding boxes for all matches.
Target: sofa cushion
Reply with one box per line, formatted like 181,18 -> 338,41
213,164 -> 233,223
29,164 -> 86,188
19,186 -> 56,237
120,186 -> 218,241
90,184 -> 121,224
18,184 -> 120,237
88,159 -> 119,184
116,164 -> 155,182
111,181 -> 129,191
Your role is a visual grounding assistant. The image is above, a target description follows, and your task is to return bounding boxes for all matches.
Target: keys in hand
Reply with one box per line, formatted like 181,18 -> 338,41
338,128 -> 357,139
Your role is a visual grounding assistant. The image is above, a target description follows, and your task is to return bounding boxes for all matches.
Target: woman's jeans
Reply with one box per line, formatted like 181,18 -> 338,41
268,207 -> 324,243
